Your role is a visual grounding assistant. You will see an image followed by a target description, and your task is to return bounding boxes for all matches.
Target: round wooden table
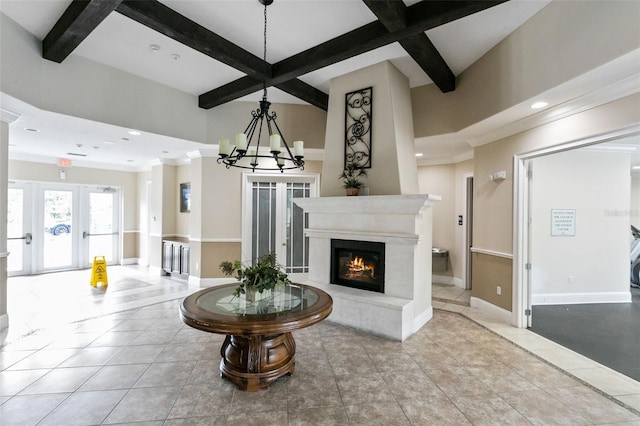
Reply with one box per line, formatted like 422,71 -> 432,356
180,283 -> 333,391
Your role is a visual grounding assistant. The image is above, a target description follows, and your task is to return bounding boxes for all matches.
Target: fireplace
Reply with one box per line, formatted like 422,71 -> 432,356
331,239 -> 385,293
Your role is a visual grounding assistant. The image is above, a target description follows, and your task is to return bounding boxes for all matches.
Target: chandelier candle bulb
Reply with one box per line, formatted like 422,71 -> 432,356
249,148 -> 258,166
219,138 -> 231,156
293,140 -> 304,157
277,157 -> 285,166
270,134 -> 281,153
236,133 -> 247,151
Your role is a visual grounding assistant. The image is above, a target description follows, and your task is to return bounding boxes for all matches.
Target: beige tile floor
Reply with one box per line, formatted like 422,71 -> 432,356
1,267 -> 639,425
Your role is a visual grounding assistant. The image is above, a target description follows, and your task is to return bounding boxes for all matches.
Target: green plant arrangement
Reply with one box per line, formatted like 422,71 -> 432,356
220,253 -> 291,298
339,163 -> 368,195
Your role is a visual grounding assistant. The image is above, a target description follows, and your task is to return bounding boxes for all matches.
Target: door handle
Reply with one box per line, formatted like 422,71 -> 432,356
25,233 -> 32,245
83,231 -> 88,239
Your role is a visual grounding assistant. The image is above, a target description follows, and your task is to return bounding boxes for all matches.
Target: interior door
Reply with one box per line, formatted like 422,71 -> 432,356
7,182 -> 32,276
244,174 -> 317,273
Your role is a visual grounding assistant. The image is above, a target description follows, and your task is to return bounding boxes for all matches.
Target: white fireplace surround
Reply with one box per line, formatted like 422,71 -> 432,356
293,194 -> 440,341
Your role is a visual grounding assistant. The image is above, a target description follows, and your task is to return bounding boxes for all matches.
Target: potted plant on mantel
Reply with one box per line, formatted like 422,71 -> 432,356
220,253 -> 291,301
339,163 -> 368,196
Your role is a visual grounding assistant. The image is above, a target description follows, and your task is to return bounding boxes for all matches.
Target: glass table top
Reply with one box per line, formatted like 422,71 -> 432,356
196,284 -> 319,317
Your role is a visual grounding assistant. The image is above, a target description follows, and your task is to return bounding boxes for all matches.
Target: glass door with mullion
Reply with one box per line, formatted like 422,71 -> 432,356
245,175 -> 316,274
7,182 -> 33,276
36,184 -> 79,273
80,186 -> 120,267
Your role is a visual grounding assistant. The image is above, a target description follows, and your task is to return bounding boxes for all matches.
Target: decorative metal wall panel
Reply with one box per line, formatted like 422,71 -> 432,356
344,87 -> 372,168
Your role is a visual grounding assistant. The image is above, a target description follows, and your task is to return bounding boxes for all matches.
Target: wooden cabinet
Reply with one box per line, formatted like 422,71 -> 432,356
162,240 -> 190,278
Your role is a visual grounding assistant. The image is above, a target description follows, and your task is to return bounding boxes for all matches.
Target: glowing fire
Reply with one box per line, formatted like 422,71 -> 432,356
347,256 -> 375,278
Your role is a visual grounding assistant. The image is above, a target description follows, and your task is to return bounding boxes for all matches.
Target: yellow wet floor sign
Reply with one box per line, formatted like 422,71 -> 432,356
91,256 -> 108,288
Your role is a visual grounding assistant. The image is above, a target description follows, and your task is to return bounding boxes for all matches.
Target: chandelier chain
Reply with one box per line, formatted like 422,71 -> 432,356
262,4 -> 268,99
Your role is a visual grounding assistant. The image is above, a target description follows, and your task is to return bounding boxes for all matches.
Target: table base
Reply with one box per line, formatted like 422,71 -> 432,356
220,332 -> 296,391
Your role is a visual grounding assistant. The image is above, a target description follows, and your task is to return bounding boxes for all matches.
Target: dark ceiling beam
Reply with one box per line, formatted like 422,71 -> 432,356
399,34 -> 455,92
118,0 -> 328,110
200,0 -> 507,109
116,0 -> 271,80
275,80 -> 329,111
43,0 -> 123,63
364,0 -> 455,92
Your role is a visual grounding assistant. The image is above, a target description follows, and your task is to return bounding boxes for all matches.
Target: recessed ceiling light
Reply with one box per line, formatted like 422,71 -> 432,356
162,150 -> 169,154
128,130 -> 141,136
149,44 -> 161,52
126,159 -> 134,162
531,101 -> 548,109
170,53 -> 180,60
415,153 -> 424,157
25,128 -> 38,132
121,137 -> 129,141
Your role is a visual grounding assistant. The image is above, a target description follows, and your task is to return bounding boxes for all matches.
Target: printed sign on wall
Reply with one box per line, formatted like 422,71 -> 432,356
551,209 -> 576,236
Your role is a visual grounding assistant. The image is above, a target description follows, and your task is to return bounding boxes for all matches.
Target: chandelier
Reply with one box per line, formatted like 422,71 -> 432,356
217,0 -> 304,172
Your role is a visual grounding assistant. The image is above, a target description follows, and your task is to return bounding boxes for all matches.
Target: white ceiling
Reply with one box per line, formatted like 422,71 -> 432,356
1,0 -> 638,171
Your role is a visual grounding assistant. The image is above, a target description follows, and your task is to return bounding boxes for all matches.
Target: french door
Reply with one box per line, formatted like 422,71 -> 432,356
242,173 -> 318,274
7,181 -> 120,276
7,182 -> 32,275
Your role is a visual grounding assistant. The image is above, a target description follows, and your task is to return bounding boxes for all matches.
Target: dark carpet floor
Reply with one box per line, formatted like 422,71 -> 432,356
530,286 -> 640,381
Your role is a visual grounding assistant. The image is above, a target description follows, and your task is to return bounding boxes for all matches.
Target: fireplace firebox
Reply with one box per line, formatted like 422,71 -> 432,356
331,239 -> 385,293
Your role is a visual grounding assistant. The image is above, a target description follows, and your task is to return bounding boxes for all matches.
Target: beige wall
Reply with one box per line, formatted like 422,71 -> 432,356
472,252 -> 512,311
411,1 -> 640,139
418,164 -> 455,277
176,164 -> 190,237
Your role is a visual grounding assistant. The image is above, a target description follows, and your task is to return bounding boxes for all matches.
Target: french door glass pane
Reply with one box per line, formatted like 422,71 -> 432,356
7,188 -> 24,272
43,190 -> 73,269
89,192 -> 114,262
252,182 -> 276,263
286,182 -> 310,273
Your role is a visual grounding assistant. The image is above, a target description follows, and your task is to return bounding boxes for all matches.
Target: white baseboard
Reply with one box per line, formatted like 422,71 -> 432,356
413,306 -> 433,335
121,258 -> 138,265
189,276 -> 237,288
531,291 -> 632,305
432,274 -> 464,288
137,259 -> 149,267
0,313 -> 8,330
470,296 -> 512,324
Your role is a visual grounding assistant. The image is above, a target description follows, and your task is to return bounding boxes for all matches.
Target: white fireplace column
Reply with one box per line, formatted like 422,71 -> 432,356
294,194 -> 440,341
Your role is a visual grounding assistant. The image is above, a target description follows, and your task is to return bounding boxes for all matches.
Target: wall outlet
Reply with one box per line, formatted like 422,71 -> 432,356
497,286 -> 502,296
568,275 -> 574,284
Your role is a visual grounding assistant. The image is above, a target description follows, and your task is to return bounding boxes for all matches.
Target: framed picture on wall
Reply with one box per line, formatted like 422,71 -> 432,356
180,183 -> 191,213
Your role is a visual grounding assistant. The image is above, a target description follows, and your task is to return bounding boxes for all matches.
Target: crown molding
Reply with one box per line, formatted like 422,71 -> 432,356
0,108 -> 21,124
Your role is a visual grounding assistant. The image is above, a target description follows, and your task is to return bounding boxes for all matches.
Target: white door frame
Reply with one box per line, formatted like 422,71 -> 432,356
512,124 -> 640,328
241,172 -> 320,264
462,173 -> 473,290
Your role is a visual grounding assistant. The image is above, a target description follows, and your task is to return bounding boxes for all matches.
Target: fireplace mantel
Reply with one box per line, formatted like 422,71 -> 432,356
293,194 -> 440,215
293,194 -> 440,341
